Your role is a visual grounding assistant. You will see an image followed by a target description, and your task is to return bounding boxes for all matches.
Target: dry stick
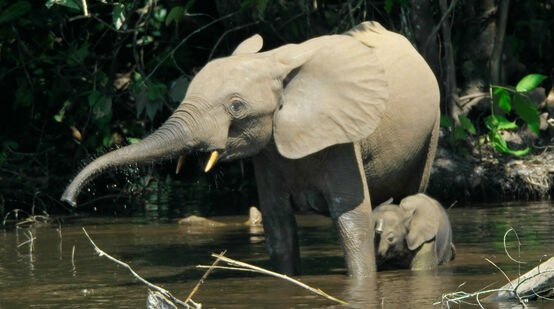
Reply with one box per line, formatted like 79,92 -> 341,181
82,228 -> 190,308
71,245 -> 76,272
199,253 -> 348,305
184,250 -> 227,304
504,228 -> 526,265
484,257 -> 529,308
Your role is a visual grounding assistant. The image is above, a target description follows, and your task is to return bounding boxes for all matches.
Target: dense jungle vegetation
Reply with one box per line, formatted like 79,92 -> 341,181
1,0 -> 553,219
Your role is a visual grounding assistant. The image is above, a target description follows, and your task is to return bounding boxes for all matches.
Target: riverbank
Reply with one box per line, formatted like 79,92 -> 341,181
428,141 -> 553,204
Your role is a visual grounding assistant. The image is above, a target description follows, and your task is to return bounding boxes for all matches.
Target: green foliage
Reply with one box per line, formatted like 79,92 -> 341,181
0,1 -> 32,24
485,73 -> 546,155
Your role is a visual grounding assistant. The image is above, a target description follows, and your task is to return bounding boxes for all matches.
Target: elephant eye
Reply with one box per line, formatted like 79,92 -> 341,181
230,100 -> 244,113
386,234 -> 395,243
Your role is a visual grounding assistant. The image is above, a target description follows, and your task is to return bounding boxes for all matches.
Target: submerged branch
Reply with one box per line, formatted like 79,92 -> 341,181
198,253 -> 348,305
82,227 -> 193,308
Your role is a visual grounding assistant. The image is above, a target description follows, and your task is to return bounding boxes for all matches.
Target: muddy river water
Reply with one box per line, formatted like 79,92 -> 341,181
0,202 -> 552,308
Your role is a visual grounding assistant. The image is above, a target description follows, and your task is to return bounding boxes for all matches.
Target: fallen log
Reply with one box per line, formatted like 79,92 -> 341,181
485,257 -> 554,301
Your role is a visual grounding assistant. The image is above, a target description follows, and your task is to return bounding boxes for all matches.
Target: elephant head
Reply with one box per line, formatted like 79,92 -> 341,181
372,194 -> 442,260
61,25 -> 389,206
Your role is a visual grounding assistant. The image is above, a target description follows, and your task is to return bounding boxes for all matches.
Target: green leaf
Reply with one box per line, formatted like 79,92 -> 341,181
54,100 -> 71,122
15,83 -> 33,107
184,0 -> 196,12
145,100 -> 161,120
127,137 -> 140,144
66,42 -> 89,66
513,94 -> 540,134
88,90 -> 102,106
516,74 -> 547,92
113,3 -> 126,30
45,0 -> 80,10
166,6 -> 184,26
453,125 -> 467,141
489,131 -> 530,156
496,89 -> 511,114
385,0 -> 393,13
458,115 -> 476,135
484,115 -> 518,131
92,96 -> 112,120
494,115 -> 518,130
440,115 -> 452,127
0,1 -> 31,24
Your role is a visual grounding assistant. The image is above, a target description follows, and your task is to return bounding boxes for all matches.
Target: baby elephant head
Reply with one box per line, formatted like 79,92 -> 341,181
373,194 -> 442,262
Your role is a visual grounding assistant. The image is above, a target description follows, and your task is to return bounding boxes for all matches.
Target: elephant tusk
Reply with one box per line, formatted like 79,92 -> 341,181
204,151 -> 219,172
375,218 -> 384,234
175,155 -> 186,174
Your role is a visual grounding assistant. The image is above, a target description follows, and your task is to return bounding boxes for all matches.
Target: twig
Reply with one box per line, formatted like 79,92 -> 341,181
17,230 -> 35,248
184,250 -> 227,304
71,244 -> 76,272
145,12 -> 236,82
82,227 -> 192,308
484,258 -> 512,287
423,0 -> 459,51
199,253 -> 348,305
207,21 -> 261,61
81,0 -> 89,16
503,228 -> 526,265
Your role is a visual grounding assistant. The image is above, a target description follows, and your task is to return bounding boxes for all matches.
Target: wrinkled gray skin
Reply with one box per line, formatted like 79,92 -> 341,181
61,22 -> 440,277
373,194 -> 455,270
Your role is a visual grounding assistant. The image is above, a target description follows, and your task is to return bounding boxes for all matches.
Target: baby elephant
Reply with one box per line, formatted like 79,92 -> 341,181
372,194 -> 455,270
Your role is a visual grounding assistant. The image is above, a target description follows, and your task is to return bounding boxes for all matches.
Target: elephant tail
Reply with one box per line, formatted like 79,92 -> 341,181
449,242 -> 456,261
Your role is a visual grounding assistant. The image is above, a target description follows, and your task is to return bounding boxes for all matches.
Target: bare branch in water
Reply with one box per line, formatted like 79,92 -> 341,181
82,227 -> 195,308
197,253 -> 348,305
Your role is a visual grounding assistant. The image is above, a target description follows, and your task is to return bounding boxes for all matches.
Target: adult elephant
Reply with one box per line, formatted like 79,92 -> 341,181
62,22 -> 440,278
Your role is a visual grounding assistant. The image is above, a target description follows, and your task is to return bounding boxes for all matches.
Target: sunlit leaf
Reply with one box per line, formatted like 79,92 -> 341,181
496,89 -> 511,114
0,1 -> 31,23
513,94 -> 540,134
127,137 -> 141,144
494,115 -> 518,130
113,3 -> 126,30
440,115 -> 452,127
45,0 -> 79,10
515,73 -> 547,92
458,115 -> 476,135
490,130 -> 530,156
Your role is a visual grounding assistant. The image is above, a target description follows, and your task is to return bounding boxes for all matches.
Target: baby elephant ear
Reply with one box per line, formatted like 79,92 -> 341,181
273,35 -> 389,159
232,34 -> 263,55
400,194 -> 440,251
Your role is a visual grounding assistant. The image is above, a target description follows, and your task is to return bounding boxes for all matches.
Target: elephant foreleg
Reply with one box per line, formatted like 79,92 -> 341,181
253,156 -> 301,276
324,143 -> 376,277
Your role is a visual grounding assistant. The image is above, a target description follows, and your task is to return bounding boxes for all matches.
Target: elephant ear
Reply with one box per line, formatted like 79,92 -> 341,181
232,34 -> 263,55
272,35 -> 389,159
400,194 -> 439,251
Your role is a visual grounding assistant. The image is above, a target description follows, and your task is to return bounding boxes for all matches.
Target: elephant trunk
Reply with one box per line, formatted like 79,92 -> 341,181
61,118 -> 194,206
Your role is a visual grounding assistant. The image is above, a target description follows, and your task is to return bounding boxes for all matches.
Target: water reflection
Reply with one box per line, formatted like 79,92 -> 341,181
0,202 -> 552,308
